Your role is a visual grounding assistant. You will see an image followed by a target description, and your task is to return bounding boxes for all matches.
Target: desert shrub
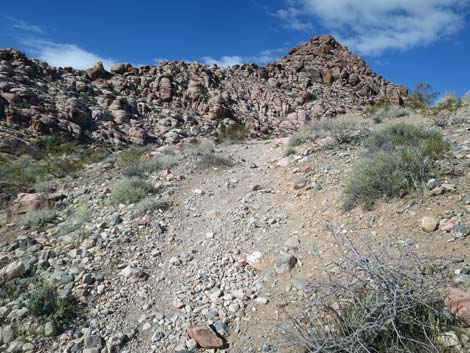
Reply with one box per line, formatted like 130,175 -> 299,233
369,106 -> 412,123
197,152 -> 233,169
19,209 -> 57,230
186,144 -> 233,169
285,147 -> 297,156
123,155 -> 178,177
364,123 -> 449,159
133,197 -> 169,217
462,91 -> 470,105
290,117 -> 367,148
116,146 -> 149,168
288,131 -> 313,147
345,124 -> 449,209
28,277 -> 76,325
219,123 -> 249,143
406,82 -> 439,109
343,149 -> 433,210
59,202 -> 91,235
289,238 -> 458,353
35,136 -> 76,156
434,92 -> 462,113
109,178 -> 155,205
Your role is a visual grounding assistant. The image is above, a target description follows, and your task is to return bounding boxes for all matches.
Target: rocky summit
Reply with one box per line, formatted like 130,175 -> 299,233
0,35 -> 406,147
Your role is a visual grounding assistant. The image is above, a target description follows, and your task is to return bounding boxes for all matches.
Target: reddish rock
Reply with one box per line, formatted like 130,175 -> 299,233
6,193 -> 49,220
186,325 -> 224,349
445,288 -> 470,327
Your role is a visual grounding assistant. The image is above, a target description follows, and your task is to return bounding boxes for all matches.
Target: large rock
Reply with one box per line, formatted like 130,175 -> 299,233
445,288 -> 470,326
159,77 -> 173,102
86,61 -> 111,80
6,193 -> 48,220
111,63 -> 131,74
186,325 -> 224,349
0,261 -> 26,282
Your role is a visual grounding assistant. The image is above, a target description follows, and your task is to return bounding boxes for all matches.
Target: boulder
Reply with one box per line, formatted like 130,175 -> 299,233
445,288 -> 470,326
186,325 -> 224,349
86,61 -> 111,80
111,63 -> 131,74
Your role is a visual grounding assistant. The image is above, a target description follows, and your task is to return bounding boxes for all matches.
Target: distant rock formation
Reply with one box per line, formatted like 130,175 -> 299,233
0,35 -> 407,147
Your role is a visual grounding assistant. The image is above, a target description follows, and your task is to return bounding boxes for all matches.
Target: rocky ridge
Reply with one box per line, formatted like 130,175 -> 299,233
0,35 -> 407,147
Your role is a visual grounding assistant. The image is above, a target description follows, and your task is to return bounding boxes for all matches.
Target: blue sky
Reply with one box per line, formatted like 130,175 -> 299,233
1,0 -> 470,97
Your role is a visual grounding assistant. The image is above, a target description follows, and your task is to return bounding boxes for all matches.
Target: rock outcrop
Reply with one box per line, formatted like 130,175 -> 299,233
0,35 -> 407,147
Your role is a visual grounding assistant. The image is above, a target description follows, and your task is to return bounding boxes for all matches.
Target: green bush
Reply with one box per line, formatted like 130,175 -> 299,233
28,277 -> 76,325
109,178 -> 155,205
343,149 -> 433,210
19,209 -> 57,230
364,123 -> 449,159
285,147 -> 297,156
35,136 -> 77,156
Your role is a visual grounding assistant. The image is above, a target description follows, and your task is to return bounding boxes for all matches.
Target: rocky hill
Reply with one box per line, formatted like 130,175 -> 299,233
0,35 -> 407,147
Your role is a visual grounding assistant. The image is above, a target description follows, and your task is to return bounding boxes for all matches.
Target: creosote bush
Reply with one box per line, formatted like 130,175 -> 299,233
109,178 -> 156,205
406,82 -> 439,109
344,124 -> 449,210
28,277 -> 76,326
289,237 -> 460,353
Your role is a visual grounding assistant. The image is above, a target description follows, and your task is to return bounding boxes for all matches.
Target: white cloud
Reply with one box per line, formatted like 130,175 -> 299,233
20,38 -> 115,70
201,55 -> 245,67
276,0 -> 470,55
201,48 -> 286,67
7,17 -> 43,34
274,7 -> 312,31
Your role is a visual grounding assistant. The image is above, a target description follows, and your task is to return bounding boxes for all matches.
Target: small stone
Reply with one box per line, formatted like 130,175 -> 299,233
293,178 -> 307,189
44,322 -> 56,337
439,218 -> 459,232
151,331 -> 164,342
421,216 -> 438,232
214,322 -> 229,337
255,297 -> 269,305
84,334 -> 103,349
452,224 -> 469,238
119,265 -> 144,279
274,255 -> 298,274
83,273 -> 95,285
186,338 -> 198,350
